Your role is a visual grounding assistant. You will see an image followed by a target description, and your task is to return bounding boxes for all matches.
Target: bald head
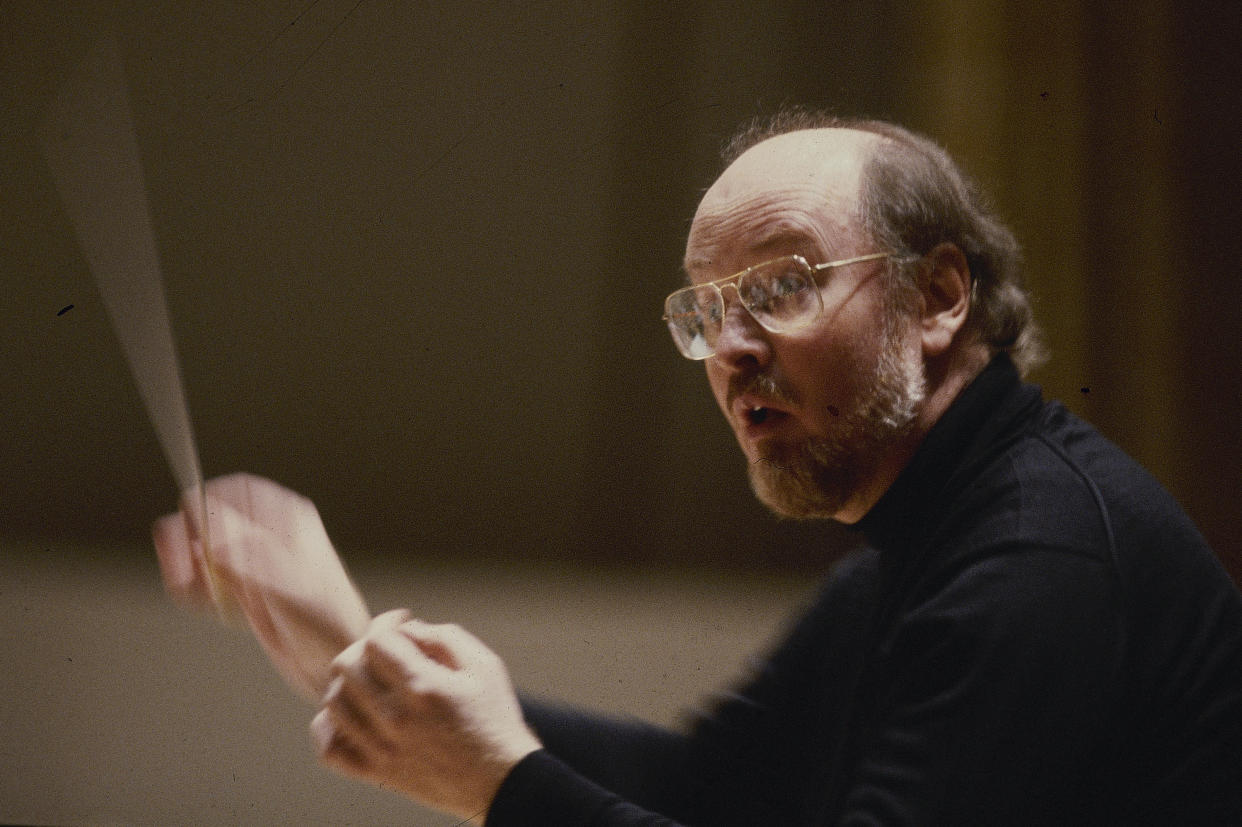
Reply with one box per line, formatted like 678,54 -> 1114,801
686,128 -> 883,275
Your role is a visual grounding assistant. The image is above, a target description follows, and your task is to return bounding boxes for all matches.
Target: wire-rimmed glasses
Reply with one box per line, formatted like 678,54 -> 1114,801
662,252 -> 891,359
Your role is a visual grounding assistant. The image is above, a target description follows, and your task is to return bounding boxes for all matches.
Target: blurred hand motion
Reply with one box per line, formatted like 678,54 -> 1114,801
311,610 -> 542,824
152,473 -> 371,701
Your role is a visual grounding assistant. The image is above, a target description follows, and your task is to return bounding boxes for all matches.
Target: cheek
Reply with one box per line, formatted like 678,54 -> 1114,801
784,335 -> 854,390
704,362 -> 729,408
780,331 -> 875,419
704,363 -> 751,442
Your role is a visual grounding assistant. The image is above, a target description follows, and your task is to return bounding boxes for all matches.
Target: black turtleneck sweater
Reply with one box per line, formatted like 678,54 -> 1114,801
487,356 -> 1242,826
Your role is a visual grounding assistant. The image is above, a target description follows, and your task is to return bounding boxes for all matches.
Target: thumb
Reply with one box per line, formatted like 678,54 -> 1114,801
368,608 -> 412,636
397,620 -> 490,671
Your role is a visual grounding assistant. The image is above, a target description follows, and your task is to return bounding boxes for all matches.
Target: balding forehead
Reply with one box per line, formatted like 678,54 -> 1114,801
685,128 -> 876,270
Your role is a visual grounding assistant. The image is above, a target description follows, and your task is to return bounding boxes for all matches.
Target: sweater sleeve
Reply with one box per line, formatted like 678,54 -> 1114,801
489,645 -> 822,826
487,750 -> 691,827
491,551 -> 882,827
491,674 -> 813,826
518,698 -> 693,813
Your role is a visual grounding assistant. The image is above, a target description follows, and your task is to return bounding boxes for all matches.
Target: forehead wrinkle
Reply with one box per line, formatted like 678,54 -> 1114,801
685,195 -> 845,275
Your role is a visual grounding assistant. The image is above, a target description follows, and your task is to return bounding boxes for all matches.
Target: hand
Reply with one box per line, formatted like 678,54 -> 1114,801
311,610 -> 542,824
152,473 -> 371,701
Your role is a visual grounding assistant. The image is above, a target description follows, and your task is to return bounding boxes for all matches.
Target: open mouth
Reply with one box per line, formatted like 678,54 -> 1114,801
746,406 -> 790,428
733,390 -> 793,434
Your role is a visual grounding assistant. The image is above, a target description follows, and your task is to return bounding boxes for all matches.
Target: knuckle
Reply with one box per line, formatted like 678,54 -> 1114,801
332,639 -> 365,670
310,710 -> 337,755
374,608 -> 410,630
362,636 -> 387,660
322,674 -> 345,702
410,679 -> 453,710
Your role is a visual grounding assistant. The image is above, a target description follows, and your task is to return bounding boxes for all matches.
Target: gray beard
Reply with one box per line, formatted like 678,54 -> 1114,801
747,324 -> 926,520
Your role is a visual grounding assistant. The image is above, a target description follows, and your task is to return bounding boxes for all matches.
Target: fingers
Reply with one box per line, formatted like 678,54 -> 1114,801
398,621 -> 465,670
320,670 -> 400,757
152,509 -> 193,595
332,615 -> 453,709
328,611 -> 419,711
152,508 -> 212,609
320,614 -> 461,751
370,628 -> 456,701
399,620 -> 498,676
316,617 -> 442,777
313,614 -> 540,818
310,705 -> 372,777
154,485 -> 241,610
372,608 -> 413,633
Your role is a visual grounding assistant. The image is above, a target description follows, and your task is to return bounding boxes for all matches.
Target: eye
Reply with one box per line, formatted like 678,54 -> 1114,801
739,278 -> 773,310
668,287 -> 723,330
745,266 -> 809,310
773,272 -> 806,297
698,292 -> 722,325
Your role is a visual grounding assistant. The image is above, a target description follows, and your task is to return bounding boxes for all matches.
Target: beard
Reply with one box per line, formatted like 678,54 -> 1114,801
746,310 -> 927,520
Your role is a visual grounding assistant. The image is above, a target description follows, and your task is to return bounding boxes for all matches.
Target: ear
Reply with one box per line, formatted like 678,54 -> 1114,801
916,242 -> 972,358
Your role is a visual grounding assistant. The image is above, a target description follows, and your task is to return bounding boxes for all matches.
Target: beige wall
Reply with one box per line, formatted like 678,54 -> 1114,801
0,541 -> 819,825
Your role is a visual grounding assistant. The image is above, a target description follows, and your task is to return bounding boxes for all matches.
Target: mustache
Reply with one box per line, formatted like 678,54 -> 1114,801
727,372 -> 799,409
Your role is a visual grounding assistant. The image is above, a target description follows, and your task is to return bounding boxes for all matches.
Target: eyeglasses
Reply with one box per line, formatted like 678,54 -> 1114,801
662,252 -> 891,359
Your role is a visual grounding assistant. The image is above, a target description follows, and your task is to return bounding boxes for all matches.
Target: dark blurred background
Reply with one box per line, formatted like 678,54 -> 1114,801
3,0 -> 1240,575
2,1 -> 1239,823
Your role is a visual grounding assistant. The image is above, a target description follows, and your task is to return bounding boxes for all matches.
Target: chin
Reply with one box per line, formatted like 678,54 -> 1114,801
747,454 -> 850,521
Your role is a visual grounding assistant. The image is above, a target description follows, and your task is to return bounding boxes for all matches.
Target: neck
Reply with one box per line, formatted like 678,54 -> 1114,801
833,342 -> 991,524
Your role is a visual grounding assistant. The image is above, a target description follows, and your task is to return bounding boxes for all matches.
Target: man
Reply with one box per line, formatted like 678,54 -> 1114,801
156,114 -> 1242,825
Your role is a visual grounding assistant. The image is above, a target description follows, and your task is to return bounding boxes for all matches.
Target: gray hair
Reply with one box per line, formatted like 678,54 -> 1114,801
722,111 -> 1047,375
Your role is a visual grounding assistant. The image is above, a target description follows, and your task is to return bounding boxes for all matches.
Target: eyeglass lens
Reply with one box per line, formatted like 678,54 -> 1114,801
665,257 -> 820,359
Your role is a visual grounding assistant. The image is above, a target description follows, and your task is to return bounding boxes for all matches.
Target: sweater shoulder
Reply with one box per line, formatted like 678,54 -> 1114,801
941,401 -> 1203,563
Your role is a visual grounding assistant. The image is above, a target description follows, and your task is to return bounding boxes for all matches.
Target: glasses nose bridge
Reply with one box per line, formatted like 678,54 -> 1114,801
712,276 -> 768,351
713,271 -> 751,314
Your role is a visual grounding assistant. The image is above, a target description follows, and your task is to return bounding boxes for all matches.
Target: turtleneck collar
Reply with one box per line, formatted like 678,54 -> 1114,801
853,353 -> 1044,556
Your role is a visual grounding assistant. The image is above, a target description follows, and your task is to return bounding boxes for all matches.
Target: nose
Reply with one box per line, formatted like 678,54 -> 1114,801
712,288 -> 772,369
